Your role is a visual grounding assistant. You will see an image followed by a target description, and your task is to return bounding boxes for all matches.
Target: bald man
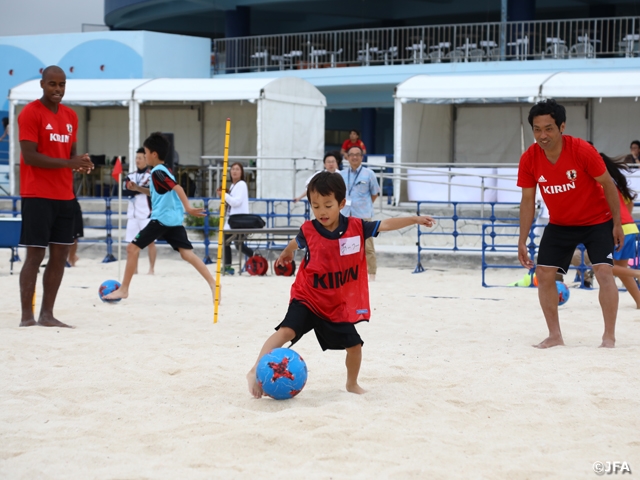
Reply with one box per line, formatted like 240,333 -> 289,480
18,65 -> 94,328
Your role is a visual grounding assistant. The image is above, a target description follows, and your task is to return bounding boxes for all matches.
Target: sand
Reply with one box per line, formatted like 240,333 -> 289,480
1,250 -> 639,479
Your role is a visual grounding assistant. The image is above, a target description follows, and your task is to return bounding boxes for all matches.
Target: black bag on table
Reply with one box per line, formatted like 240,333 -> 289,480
228,214 -> 265,229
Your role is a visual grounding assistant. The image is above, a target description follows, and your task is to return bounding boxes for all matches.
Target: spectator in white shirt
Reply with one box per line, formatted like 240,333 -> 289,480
293,151 -> 341,202
218,162 -> 253,274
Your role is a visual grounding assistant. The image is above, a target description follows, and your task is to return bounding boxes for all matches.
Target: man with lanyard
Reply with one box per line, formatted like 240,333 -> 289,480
340,145 -> 380,281
18,65 -> 94,328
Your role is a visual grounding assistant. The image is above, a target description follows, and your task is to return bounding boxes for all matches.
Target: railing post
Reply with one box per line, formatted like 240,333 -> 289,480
102,197 -> 116,263
500,0 -> 507,60
202,197 -> 213,264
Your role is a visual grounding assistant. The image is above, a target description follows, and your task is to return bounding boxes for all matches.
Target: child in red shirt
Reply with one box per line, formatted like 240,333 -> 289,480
246,171 -> 435,398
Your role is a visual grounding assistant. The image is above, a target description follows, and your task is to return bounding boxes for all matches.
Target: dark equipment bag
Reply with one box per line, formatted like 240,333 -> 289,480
228,214 -> 266,229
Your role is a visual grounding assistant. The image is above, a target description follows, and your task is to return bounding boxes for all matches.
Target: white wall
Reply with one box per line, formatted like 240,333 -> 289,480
87,107 -> 129,160
455,105 -> 534,163
0,0 -> 105,36
401,103 -> 452,164
140,106 -> 202,165
592,98 -> 640,156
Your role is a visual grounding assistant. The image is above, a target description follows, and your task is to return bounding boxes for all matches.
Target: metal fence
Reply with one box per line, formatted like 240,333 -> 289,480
213,16 -> 640,74
0,197 -> 309,265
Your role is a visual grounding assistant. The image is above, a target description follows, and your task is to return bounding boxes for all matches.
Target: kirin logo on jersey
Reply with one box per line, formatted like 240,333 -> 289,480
566,170 -> 577,181
66,124 -> 73,134
49,133 -> 70,143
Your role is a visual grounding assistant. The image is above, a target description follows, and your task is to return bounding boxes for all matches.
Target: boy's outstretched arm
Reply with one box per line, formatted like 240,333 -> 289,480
378,215 -> 436,232
172,184 -> 206,217
275,239 -> 299,267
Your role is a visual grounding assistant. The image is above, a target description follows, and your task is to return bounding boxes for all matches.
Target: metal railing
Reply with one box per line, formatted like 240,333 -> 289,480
213,16 -> 640,74
0,197 -> 309,265
480,223 -> 640,288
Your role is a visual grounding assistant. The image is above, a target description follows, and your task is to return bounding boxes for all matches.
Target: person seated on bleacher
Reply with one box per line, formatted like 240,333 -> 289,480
340,130 -> 367,160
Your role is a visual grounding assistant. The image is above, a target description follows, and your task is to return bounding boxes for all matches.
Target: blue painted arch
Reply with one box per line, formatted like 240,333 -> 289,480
58,40 -> 143,79
0,45 -> 45,110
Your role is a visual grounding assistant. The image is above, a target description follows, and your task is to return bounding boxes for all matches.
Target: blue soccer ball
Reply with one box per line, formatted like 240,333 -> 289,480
99,280 -> 122,303
256,348 -> 307,400
557,281 -> 570,306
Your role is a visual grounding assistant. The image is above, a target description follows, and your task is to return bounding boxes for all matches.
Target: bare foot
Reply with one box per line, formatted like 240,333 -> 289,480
533,336 -> 565,349
103,287 -> 129,301
69,254 -> 79,267
247,370 -> 264,398
346,382 -> 366,394
19,318 -> 37,327
147,269 -> 154,275
38,314 -> 74,329
599,336 -> 615,348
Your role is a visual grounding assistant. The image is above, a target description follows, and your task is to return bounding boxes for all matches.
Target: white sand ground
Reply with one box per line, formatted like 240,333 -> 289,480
0,249 -> 639,480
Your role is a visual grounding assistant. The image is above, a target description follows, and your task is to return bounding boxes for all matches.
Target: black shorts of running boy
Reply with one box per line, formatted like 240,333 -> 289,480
19,198 -> 75,247
537,220 -> 614,274
276,299 -> 364,351
132,220 -> 192,251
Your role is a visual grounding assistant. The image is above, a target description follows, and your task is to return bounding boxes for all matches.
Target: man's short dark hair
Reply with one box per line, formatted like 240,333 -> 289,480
143,132 -> 169,161
528,99 -> 566,129
631,140 -> 640,149
136,147 -> 145,154
307,171 -> 346,204
347,145 -> 363,155
350,129 -> 360,137
323,151 -> 342,170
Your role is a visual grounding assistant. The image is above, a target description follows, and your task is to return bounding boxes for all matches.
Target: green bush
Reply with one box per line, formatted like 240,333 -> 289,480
184,203 -> 220,231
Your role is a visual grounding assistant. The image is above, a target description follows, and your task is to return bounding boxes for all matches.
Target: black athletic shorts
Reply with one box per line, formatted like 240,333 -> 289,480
131,220 -> 192,251
72,199 -> 84,239
537,220 -> 614,274
19,198 -> 75,248
276,299 -> 364,351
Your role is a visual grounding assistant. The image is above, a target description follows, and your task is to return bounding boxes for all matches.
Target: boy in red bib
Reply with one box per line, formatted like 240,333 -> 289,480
247,172 -> 435,398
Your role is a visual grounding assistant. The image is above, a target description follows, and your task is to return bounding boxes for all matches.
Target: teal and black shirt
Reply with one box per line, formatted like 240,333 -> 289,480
150,164 -> 183,227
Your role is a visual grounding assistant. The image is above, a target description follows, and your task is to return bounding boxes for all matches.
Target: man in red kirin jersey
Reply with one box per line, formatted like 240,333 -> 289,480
517,99 -> 623,349
18,65 -> 94,328
246,172 -> 436,398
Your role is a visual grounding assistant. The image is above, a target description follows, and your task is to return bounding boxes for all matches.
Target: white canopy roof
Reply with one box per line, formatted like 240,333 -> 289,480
9,79 -> 150,104
395,71 -> 640,103
541,71 -> 640,99
9,77 -> 326,106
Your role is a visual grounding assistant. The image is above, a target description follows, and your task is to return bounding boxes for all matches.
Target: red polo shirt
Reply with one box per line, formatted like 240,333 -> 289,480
19,100 -> 77,200
517,136 -> 611,226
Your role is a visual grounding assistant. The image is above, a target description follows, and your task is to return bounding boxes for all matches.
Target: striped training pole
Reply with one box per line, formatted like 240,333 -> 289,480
214,118 -> 231,323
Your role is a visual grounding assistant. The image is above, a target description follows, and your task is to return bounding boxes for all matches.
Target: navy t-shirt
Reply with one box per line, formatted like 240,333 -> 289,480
296,214 -> 379,249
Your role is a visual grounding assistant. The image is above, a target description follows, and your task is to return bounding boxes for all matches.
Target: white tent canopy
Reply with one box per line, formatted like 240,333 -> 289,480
394,70 -> 640,203
8,77 -> 326,198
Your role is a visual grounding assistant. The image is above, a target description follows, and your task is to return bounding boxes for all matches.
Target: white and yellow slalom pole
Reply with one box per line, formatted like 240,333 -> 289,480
214,118 -> 231,324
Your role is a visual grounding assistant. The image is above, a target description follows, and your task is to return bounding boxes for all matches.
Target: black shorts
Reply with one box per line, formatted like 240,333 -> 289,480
131,220 -> 192,251
72,199 -> 84,239
19,198 -> 75,248
537,220 -> 614,274
276,300 -> 364,351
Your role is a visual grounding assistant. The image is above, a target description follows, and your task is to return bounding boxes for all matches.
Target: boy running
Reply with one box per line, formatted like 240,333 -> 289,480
104,133 -> 217,302
247,172 -> 435,398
